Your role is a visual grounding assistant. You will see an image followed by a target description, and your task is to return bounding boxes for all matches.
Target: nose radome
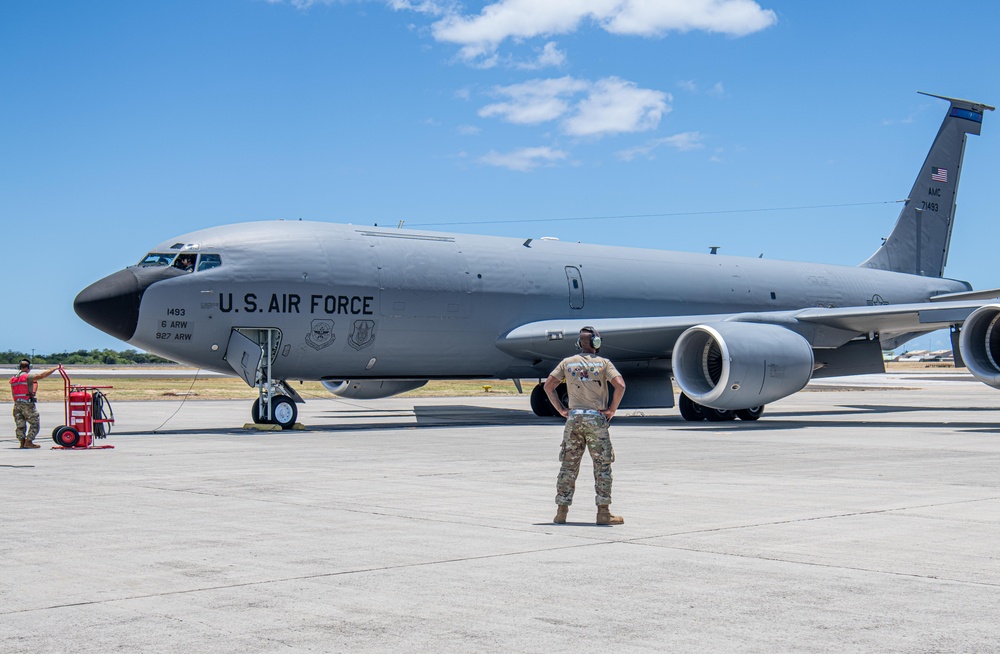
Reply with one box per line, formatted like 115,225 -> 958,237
74,268 -> 145,342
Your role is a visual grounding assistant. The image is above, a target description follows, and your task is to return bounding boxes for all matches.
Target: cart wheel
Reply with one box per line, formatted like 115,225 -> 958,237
54,426 -> 80,448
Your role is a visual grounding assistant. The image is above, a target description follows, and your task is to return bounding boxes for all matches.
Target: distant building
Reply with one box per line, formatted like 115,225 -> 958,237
892,349 -> 954,362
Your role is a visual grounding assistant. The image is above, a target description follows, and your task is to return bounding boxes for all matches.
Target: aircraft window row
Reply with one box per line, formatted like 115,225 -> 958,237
138,252 -> 222,272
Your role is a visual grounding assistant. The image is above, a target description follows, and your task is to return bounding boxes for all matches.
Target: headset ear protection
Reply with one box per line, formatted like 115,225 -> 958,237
19,359 -> 30,370
575,326 -> 602,350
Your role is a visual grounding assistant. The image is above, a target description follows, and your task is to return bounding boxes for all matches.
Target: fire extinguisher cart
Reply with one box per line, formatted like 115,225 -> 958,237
51,365 -> 115,450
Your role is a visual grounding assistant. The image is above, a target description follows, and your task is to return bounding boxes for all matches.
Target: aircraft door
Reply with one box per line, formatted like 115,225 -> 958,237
225,330 -> 263,386
565,266 -> 584,309
224,328 -> 283,387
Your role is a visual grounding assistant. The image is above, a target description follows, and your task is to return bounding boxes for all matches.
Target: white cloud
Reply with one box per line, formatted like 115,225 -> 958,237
604,0 -> 777,36
478,146 -> 568,172
385,0 -> 454,15
457,124 -> 481,135
516,41 -> 566,70
266,0 -> 456,14
480,76 -> 669,137
263,0 -> 319,8
430,0 -> 776,64
676,80 -> 726,96
616,131 -> 705,161
479,76 -> 589,125
564,77 -> 670,137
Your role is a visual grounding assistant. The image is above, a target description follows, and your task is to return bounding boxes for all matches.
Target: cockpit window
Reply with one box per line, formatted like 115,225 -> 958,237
197,254 -> 222,271
173,254 -> 196,272
138,253 -> 176,267
138,251 -> 221,272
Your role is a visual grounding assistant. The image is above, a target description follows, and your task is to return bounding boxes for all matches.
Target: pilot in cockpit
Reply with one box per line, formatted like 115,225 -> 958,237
174,254 -> 195,272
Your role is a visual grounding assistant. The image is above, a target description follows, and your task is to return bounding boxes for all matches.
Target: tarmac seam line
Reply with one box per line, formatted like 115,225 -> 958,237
623,540 -> 1000,589
624,494 -> 1000,543
2,541 -> 616,616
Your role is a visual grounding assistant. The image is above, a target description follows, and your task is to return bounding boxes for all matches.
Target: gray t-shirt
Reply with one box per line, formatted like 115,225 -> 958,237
550,354 -> 621,410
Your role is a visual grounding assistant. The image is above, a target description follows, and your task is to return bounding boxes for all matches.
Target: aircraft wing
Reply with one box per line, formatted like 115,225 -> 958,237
790,299 -> 993,333
496,298 -> 999,362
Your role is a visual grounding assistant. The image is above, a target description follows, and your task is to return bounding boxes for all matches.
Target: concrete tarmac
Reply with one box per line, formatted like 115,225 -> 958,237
2,376 -> 999,653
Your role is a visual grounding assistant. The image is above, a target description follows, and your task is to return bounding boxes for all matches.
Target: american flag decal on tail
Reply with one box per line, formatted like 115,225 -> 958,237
931,167 -> 948,183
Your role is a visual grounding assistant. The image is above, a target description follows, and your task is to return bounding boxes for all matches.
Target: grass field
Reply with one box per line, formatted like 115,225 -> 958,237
6,361 -> 958,403
14,376 -> 526,402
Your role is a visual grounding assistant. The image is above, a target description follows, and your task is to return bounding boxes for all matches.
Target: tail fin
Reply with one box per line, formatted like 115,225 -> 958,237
860,92 -> 993,277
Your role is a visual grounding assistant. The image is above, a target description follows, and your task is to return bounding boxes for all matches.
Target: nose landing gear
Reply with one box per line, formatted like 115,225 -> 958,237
251,390 -> 300,430
226,327 -> 303,430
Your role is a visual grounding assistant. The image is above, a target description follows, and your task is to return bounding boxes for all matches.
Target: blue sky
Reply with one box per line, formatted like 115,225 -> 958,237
3,0 -> 999,354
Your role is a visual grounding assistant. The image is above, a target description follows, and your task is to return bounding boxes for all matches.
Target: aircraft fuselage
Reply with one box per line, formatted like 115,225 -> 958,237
108,220 -> 967,381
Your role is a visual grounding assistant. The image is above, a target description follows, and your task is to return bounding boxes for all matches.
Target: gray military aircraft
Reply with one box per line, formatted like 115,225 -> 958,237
76,93 -> 1000,428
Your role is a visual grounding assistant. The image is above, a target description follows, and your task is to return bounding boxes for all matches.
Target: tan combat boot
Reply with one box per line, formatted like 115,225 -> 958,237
553,505 -> 569,524
17,437 -> 24,448
596,505 -> 623,525
22,440 -> 40,449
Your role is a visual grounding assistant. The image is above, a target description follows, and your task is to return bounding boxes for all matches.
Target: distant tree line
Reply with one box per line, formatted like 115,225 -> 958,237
0,349 -> 175,365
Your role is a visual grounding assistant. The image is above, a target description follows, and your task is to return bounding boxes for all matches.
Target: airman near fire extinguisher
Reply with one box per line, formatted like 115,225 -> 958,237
10,359 -> 58,449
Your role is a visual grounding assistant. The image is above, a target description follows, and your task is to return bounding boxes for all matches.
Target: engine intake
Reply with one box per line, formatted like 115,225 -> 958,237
958,304 -> 1000,388
673,322 -> 814,410
321,379 -> 428,399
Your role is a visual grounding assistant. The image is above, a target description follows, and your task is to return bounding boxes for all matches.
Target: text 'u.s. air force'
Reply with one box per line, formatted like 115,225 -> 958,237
218,293 -> 374,315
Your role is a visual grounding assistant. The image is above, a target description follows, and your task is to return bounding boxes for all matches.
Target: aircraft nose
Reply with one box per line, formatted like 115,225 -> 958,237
74,268 -> 145,342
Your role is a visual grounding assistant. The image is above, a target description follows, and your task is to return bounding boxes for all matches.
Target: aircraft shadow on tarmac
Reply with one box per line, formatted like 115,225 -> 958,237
673,403 -> 1000,433
114,403 -> 1000,436
529,521 -> 617,527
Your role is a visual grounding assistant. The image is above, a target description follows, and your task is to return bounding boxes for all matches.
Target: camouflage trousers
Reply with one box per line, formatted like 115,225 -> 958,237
13,401 -> 40,442
556,414 -> 615,506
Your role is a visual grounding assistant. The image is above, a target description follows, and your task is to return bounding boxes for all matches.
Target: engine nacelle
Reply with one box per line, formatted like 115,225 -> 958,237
958,304 -> 1000,388
321,379 -> 428,399
673,322 -> 814,410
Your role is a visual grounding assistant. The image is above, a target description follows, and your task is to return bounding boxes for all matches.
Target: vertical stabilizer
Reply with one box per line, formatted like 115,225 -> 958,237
861,93 -> 993,277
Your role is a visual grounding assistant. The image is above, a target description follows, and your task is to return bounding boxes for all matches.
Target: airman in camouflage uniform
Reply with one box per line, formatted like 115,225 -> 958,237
10,360 -> 57,449
544,327 -> 626,525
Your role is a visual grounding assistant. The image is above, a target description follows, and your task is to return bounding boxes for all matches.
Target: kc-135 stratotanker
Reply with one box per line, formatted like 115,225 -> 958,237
76,93 -> 1000,428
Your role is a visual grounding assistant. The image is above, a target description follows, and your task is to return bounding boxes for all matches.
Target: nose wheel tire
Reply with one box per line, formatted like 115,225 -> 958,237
251,398 -> 267,424
251,395 -> 298,429
270,395 -> 298,430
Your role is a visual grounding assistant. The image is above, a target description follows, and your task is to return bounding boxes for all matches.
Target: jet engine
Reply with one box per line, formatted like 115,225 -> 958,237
958,304 -> 1000,388
673,322 -> 814,410
321,379 -> 428,399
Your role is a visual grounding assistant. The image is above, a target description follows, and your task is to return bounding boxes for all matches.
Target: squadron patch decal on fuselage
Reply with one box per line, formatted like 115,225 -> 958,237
306,319 -> 335,350
349,320 -> 377,350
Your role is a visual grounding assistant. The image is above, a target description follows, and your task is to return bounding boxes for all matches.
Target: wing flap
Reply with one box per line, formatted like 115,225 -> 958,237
792,299 -> 986,332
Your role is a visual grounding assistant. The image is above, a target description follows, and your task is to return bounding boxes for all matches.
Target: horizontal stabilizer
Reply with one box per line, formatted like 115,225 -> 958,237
929,288 -> 1000,302
917,91 -> 995,113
